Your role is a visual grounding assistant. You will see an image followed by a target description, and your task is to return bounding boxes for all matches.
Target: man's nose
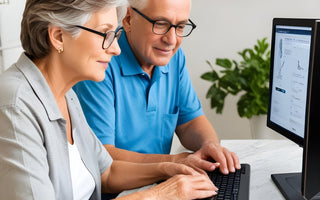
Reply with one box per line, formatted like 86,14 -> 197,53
162,27 -> 177,45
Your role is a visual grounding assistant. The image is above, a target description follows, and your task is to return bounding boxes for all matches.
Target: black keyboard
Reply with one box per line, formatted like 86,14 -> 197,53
200,163 -> 250,200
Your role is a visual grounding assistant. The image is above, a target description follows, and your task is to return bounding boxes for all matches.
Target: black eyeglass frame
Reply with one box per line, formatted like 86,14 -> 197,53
75,25 -> 123,49
131,7 -> 196,37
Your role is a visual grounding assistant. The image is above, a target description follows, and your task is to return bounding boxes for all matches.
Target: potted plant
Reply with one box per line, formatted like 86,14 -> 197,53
201,37 -> 270,119
201,38 -> 281,138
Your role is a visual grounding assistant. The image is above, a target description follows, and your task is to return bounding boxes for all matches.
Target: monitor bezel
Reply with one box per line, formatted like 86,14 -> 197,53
267,18 -> 316,147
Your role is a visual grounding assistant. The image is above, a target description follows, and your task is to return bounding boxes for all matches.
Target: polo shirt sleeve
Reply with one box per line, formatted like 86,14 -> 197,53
73,70 -> 116,145
176,49 -> 204,125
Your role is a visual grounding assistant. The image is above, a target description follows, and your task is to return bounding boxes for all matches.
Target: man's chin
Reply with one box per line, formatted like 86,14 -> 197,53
153,58 -> 172,67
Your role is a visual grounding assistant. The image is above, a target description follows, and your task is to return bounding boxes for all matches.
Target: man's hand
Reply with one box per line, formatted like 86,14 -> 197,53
174,152 -> 220,174
175,116 -> 240,174
194,142 -> 241,174
173,143 -> 240,174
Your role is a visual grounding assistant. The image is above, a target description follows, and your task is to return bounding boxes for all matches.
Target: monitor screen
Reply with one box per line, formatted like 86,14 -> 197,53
268,24 -> 312,144
267,18 -> 320,200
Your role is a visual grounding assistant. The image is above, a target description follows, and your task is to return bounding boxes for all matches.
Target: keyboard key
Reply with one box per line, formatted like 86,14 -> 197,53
199,163 -> 250,200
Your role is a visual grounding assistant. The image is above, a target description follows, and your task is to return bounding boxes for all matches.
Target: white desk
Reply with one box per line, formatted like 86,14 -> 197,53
221,139 -> 303,200
119,139 -> 303,199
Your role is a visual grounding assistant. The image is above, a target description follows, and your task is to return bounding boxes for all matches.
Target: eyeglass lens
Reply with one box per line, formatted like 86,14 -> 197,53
153,21 -> 194,37
103,28 -> 123,49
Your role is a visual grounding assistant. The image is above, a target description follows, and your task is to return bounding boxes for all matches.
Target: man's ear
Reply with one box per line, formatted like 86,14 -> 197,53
122,7 -> 133,32
48,25 -> 64,52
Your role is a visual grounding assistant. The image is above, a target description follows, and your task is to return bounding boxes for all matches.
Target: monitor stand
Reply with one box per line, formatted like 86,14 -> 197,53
271,173 -> 304,200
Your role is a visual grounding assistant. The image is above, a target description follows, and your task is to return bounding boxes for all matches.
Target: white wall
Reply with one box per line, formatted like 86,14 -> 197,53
182,0 -> 320,139
0,0 -> 25,72
1,0 -> 320,140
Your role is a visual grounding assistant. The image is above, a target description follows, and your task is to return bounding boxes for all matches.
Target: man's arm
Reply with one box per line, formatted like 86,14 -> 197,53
104,144 -> 190,163
175,115 -> 241,174
104,137 -> 221,175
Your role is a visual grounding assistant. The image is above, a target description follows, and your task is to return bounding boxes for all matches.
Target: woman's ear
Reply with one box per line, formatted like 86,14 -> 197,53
122,7 -> 133,32
48,26 -> 64,53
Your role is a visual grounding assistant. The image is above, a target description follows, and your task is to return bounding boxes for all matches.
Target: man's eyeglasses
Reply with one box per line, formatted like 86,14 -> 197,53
75,25 -> 123,49
131,7 -> 196,37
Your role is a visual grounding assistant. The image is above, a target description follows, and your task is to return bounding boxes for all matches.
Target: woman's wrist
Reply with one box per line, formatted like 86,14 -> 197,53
138,188 -> 158,200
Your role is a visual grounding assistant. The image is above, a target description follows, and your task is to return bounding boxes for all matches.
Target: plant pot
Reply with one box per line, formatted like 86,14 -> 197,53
249,115 -> 284,139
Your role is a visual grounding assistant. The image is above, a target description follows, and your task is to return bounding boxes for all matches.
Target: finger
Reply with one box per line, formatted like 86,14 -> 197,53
174,163 -> 201,176
188,175 -> 218,191
190,165 -> 207,175
232,152 -> 241,169
183,165 -> 202,176
225,151 -> 235,173
215,151 -> 228,174
195,158 -> 221,172
194,190 -> 217,199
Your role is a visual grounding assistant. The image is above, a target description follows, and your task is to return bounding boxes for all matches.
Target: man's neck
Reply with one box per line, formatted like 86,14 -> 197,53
141,64 -> 155,79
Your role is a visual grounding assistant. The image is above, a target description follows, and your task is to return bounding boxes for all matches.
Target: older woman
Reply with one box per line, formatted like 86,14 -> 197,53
0,0 -> 216,199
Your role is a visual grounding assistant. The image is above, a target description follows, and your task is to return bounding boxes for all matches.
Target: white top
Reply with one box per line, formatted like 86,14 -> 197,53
68,142 -> 95,200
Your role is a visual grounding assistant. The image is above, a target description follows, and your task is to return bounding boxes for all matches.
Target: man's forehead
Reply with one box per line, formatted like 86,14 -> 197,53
144,0 -> 190,12
142,0 -> 191,20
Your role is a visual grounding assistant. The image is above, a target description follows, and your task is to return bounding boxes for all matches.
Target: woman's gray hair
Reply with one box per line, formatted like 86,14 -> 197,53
21,0 -> 128,60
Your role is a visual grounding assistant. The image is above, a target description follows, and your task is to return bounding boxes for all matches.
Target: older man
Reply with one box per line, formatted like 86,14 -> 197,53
74,0 -> 240,174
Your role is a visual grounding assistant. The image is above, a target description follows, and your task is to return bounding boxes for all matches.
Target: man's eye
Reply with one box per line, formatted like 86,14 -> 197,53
155,21 -> 169,26
177,24 -> 186,29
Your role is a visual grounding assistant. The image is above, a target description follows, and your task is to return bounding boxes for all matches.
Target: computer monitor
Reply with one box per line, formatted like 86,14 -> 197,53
267,18 -> 320,200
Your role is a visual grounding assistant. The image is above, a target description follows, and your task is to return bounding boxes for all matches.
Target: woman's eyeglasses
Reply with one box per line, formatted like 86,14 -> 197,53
75,26 -> 123,49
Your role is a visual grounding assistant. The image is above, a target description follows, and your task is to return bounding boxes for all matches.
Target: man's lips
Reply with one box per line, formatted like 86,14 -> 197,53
154,47 -> 173,55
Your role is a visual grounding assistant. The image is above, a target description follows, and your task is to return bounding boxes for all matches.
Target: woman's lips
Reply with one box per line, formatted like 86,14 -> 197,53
97,61 -> 109,69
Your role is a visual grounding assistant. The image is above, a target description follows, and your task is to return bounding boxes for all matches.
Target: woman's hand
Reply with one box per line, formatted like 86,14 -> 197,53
147,174 -> 217,200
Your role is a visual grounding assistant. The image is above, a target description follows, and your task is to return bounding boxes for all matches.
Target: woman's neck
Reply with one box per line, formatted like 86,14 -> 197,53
34,56 -> 74,144
34,56 -> 74,100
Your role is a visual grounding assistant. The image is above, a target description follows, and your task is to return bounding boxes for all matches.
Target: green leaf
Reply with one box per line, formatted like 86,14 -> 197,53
205,60 -> 214,69
216,58 -> 232,69
201,71 -> 219,82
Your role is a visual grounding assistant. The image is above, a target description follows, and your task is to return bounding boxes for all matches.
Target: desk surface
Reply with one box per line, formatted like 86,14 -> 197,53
119,139 -> 303,199
221,139 -> 303,200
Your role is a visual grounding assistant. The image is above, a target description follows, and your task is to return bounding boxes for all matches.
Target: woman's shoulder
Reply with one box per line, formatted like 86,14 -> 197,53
0,65 -> 29,107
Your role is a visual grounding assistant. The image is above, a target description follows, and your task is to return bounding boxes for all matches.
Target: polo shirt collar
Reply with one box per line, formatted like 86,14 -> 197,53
118,31 -> 169,76
16,53 -> 64,121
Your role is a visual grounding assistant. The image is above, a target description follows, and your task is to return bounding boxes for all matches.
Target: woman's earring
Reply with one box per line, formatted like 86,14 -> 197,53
58,47 -> 64,54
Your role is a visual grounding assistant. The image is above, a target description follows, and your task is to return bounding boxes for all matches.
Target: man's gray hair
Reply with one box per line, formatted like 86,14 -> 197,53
127,0 -> 148,10
127,0 -> 192,11
21,0 -> 128,60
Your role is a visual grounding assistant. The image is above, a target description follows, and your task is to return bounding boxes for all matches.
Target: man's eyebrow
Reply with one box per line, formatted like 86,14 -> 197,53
153,17 -> 189,24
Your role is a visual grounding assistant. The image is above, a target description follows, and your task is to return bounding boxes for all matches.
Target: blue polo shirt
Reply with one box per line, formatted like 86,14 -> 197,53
73,32 -> 204,154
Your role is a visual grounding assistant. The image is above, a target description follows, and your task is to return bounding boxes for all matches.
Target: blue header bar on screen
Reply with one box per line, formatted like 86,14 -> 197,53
276,26 -> 312,36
